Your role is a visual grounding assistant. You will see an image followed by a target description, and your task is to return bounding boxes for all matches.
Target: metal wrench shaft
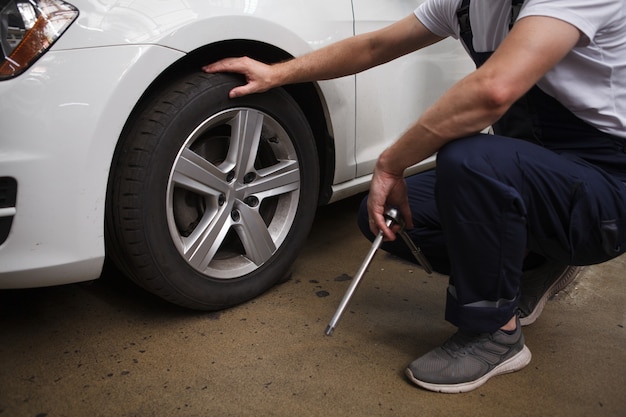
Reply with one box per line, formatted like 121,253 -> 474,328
325,208 -> 433,336
324,216 -> 393,336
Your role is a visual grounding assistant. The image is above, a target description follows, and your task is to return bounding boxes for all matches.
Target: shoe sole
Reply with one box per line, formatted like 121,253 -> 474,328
520,266 -> 582,326
405,345 -> 532,394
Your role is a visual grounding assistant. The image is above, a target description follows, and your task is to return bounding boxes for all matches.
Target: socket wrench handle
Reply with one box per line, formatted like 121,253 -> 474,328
383,208 -> 433,274
324,214 -> 394,336
398,230 -> 433,274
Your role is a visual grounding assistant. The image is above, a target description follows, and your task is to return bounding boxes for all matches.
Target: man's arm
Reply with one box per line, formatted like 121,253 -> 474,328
203,14 -> 443,98
369,15 -> 583,238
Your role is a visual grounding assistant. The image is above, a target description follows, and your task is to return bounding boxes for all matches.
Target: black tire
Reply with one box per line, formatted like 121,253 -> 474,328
106,72 -> 319,310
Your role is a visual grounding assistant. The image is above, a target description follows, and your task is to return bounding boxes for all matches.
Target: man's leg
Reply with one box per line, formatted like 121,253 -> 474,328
435,134 -> 626,332
406,133 -> 626,392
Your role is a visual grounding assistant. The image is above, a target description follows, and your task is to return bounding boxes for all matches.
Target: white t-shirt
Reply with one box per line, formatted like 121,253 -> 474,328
415,0 -> 626,139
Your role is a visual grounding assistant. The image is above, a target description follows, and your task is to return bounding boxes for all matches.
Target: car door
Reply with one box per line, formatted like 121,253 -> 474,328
352,0 -> 474,177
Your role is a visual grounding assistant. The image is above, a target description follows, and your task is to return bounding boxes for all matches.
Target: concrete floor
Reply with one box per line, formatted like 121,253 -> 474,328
1,195 -> 625,417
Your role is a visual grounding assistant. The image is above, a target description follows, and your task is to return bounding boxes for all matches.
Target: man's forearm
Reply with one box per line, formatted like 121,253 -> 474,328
272,14 -> 439,86
203,32 -> 390,97
270,34 -> 383,86
204,14 -> 442,97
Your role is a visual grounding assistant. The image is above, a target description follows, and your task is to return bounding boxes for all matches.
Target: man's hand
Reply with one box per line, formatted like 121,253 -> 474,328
367,163 -> 413,241
203,57 -> 276,98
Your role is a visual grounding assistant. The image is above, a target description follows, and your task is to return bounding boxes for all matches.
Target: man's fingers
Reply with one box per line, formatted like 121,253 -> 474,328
203,57 -> 272,98
228,85 -> 255,98
369,212 -> 397,241
202,57 -> 245,74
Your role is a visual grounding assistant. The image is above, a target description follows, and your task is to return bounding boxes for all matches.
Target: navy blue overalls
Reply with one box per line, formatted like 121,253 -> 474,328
357,0 -> 626,333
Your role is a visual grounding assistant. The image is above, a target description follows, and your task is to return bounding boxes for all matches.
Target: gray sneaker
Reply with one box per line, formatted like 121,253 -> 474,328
405,317 -> 531,393
519,260 -> 581,326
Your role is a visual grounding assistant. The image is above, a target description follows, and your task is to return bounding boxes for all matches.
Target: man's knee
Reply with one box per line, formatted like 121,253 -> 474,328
437,134 -> 505,180
436,134 -> 527,192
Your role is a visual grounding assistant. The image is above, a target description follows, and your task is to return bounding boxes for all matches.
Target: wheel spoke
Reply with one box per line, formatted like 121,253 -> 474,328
183,205 -> 233,271
228,110 -> 263,177
172,148 -> 228,195
245,160 -> 300,200
234,204 -> 276,265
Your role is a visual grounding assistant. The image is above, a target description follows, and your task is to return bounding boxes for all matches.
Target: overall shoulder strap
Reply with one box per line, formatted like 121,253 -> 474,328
456,0 -> 473,55
456,0 -> 525,60
510,0 -> 524,29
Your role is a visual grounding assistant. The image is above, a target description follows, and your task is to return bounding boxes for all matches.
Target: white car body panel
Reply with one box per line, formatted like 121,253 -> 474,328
353,0 -> 475,178
0,0 -> 471,288
0,45 -> 184,287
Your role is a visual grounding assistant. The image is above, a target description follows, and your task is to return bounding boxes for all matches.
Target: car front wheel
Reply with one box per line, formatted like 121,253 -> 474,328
106,72 -> 319,310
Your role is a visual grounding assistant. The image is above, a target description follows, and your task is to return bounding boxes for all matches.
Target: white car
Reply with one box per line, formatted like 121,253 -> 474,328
0,0 -> 472,309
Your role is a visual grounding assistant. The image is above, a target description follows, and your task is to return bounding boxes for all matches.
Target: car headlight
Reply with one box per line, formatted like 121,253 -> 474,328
0,0 -> 78,80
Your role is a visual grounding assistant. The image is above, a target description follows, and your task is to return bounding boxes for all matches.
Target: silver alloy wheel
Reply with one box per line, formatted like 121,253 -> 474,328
107,72 -> 319,310
166,108 -> 301,279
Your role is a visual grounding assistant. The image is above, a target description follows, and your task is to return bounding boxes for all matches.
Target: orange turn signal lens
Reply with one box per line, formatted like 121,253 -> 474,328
0,0 -> 78,80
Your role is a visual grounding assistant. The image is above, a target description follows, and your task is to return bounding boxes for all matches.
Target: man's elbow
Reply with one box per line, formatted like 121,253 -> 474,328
480,80 -> 523,118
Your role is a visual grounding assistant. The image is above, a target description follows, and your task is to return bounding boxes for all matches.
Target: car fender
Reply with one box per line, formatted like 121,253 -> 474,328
0,44 -> 185,287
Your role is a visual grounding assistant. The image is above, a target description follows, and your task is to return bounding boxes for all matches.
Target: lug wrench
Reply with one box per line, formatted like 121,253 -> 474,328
324,208 -> 432,336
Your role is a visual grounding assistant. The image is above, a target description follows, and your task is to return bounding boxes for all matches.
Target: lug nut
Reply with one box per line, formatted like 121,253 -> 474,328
243,172 -> 256,184
231,210 -> 240,222
245,196 -> 259,207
